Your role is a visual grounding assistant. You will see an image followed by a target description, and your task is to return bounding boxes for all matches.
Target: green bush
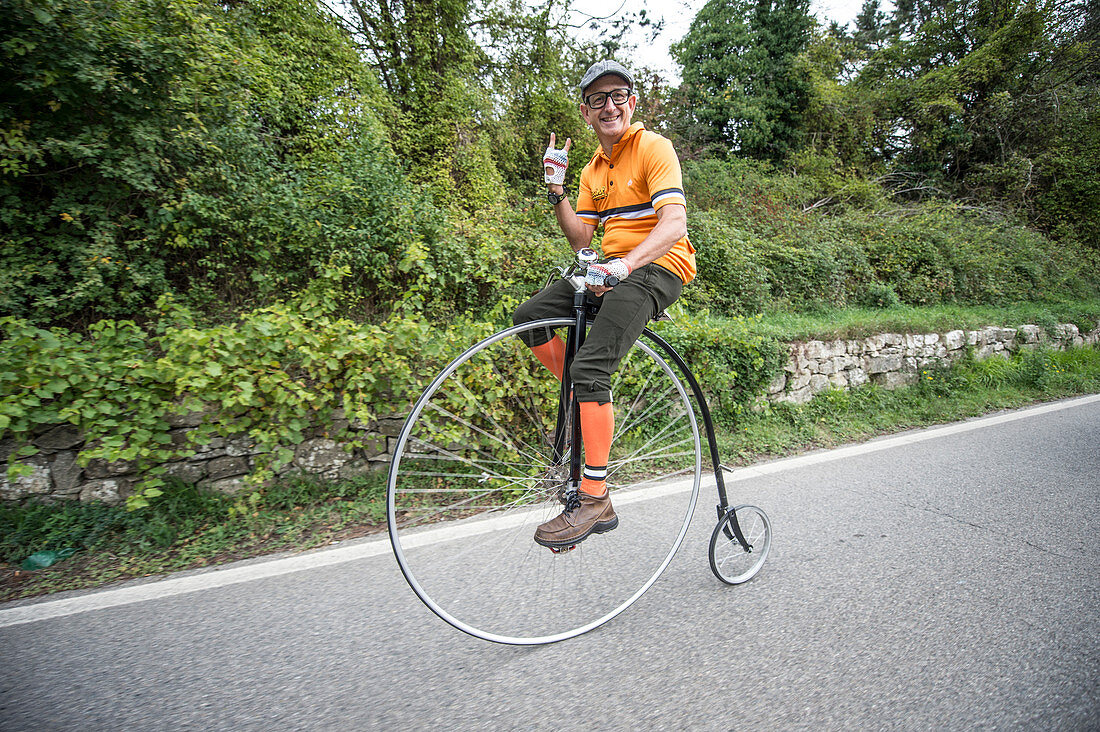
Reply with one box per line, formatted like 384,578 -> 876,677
0,291 -> 496,506
856,282 -> 902,309
684,158 -> 812,225
393,200 -> 568,323
1,293 -> 791,506
658,311 -> 785,422
679,212 -> 771,314
958,347 -> 1100,392
0,480 -> 234,562
682,180 -> 1100,314
0,0 -> 427,325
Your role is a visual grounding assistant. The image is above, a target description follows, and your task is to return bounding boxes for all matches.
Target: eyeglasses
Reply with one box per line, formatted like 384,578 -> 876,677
584,88 -> 632,109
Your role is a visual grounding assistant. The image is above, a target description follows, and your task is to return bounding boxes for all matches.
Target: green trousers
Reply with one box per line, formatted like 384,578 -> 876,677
512,262 -> 683,404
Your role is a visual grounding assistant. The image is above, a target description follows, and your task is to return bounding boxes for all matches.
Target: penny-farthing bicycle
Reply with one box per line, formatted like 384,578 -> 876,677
386,249 -> 771,645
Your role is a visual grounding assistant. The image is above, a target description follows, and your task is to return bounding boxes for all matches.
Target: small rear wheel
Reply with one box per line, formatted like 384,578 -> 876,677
709,505 -> 771,585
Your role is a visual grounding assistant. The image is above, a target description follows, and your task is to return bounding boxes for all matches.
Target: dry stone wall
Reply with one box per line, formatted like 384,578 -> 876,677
4,321 -> 1098,505
767,322 -> 1100,404
0,412 -> 405,506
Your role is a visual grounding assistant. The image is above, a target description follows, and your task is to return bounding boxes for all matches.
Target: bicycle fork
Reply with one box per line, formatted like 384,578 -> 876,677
640,328 -> 755,554
552,267 -> 591,492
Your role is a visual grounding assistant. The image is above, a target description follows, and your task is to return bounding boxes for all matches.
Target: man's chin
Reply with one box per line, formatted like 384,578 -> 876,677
598,121 -> 624,136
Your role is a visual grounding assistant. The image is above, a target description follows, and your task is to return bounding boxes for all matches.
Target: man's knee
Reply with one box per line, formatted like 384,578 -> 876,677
512,298 -> 536,327
569,360 -> 612,404
513,296 -> 558,347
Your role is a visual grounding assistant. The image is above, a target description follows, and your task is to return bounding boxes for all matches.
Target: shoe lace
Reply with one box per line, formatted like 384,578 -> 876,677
562,490 -> 582,514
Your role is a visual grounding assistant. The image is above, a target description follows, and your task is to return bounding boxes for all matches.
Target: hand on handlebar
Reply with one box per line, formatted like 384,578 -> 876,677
585,258 -> 630,294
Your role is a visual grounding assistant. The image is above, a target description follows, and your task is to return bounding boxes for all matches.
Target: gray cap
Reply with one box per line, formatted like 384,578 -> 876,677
578,60 -> 634,96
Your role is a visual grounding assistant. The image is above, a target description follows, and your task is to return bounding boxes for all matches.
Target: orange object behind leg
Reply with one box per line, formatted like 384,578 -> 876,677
579,400 -> 614,496
530,336 -> 565,381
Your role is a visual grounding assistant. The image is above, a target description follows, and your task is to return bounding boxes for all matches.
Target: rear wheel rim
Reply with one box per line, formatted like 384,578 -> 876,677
709,505 -> 771,585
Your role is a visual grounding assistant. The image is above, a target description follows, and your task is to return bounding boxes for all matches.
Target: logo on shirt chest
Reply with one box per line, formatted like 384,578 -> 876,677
591,185 -> 608,202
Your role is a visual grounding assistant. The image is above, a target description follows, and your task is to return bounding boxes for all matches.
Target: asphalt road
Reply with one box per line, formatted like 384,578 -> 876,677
2,395 -> 1098,730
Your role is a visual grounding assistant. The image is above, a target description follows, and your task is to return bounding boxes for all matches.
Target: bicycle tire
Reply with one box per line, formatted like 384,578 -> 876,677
387,318 -> 702,645
708,505 -> 771,585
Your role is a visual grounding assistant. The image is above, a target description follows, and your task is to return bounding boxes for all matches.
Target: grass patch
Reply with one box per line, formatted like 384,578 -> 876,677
0,472 -> 388,602
2,346 -> 1098,603
747,298 -> 1100,342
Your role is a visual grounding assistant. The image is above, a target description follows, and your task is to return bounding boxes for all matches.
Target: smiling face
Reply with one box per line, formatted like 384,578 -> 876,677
580,74 -> 636,150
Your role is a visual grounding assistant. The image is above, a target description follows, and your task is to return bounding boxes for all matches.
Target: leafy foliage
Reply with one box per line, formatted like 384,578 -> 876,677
0,294 -> 477,505
0,0 -> 418,324
673,0 -> 815,159
849,0 -> 1100,243
659,312 -> 785,420
0,481 -> 233,561
680,158 -> 1100,313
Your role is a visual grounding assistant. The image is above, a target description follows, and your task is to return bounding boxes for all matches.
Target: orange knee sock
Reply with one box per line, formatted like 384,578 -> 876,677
579,400 -> 614,496
530,336 -> 565,381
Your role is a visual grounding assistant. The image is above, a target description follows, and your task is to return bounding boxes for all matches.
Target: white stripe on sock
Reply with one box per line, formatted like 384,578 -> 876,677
583,465 -> 607,480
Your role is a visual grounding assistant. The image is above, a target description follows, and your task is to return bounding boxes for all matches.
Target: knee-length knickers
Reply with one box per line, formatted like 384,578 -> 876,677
512,262 -> 682,405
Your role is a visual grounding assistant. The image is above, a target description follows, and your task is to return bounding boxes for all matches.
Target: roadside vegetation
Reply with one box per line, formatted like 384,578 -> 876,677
745,299 -> 1100,343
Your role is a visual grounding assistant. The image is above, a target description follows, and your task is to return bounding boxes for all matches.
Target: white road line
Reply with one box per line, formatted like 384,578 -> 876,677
3,393 -> 1097,629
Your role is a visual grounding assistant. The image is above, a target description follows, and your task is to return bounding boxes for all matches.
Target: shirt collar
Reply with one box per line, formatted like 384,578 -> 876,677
597,122 -> 646,163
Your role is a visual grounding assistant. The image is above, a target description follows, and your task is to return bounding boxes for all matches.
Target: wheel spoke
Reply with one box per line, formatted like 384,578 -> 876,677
422,399 -> 549,471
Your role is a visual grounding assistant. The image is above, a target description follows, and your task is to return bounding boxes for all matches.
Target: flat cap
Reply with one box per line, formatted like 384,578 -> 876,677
578,60 -> 634,96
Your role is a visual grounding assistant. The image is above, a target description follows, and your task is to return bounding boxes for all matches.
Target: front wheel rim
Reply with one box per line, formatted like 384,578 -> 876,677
387,319 -> 703,644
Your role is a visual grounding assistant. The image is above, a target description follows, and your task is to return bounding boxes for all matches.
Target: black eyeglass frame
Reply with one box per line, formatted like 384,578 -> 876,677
583,88 -> 633,109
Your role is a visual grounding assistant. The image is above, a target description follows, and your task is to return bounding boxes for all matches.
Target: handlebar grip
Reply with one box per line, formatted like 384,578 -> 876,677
605,276 -> 619,287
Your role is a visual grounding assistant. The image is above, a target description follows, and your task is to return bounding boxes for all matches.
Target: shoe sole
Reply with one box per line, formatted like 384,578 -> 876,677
534,516 -> 619,550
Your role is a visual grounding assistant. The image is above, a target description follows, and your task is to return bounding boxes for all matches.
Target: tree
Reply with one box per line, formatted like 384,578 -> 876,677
795,26 -> 882,177
853,0 -> 889,52
672,0 -> 815,160
851,0 -> 1100,245
341,0 -> 506,206
339,0 -> 655,198
475,0 -> 596,194
0,0 -> 422,324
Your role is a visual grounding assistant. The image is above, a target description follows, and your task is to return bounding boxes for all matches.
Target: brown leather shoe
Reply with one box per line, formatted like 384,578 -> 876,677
534,490 -> 618,549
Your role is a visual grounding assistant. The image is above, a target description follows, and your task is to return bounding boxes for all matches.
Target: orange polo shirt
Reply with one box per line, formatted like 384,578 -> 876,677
575,122 -> 696,284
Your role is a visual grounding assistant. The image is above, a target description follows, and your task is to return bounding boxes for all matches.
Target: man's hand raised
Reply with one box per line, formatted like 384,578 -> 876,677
544,133 -> 572,187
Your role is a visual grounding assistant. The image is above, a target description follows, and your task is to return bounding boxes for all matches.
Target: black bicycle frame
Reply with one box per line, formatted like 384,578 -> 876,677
551,285 -> 589,489
549,284 -> 753,553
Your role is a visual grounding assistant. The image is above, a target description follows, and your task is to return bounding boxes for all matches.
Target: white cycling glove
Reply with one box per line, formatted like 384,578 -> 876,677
586,259 -> 631,289
543,145 -> 568,185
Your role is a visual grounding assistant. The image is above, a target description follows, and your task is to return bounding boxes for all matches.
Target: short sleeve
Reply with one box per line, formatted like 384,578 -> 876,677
641,134 -> 687,212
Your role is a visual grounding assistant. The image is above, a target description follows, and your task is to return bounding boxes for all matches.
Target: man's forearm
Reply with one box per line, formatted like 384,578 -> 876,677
549,185 -> 594,251
620,205 -> 687,272
554,206 -> 593,251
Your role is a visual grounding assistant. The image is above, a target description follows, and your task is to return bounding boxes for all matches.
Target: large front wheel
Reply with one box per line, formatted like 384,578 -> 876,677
387,318 -> 703,645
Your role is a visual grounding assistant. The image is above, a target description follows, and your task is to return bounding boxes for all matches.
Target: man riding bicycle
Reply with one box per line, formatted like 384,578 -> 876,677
513,60 -> 697,550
